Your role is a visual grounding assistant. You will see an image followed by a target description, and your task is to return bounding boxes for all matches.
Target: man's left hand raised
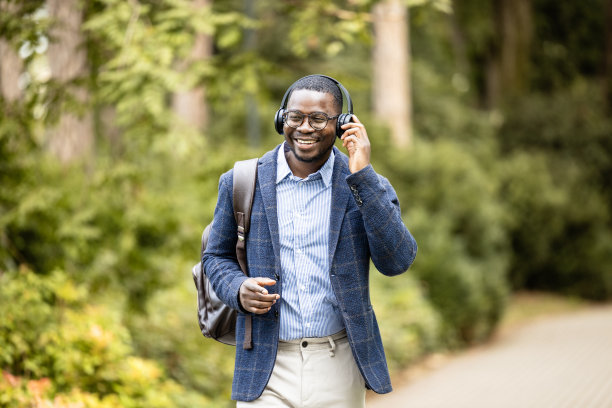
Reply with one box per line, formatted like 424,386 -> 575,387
340,114 -> 371,174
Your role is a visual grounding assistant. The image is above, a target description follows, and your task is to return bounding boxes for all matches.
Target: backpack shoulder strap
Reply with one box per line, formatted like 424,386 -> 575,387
232,157 -> 258,350
232,157 -> 258,275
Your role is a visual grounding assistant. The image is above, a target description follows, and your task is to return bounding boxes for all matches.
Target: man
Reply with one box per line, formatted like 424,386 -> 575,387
202,75 -> 417,407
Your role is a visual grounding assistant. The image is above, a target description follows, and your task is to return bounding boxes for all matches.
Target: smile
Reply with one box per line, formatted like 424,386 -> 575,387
296,139 -> 317,145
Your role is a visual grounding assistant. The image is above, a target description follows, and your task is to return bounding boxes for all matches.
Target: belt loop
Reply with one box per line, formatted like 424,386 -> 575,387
327,335 -> 336,357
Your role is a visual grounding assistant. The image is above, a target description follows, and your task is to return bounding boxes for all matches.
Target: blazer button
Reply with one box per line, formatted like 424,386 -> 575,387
274,310 -> 279,318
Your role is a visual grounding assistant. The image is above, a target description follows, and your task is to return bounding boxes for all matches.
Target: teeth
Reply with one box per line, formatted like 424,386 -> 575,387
297,139 -> 315,144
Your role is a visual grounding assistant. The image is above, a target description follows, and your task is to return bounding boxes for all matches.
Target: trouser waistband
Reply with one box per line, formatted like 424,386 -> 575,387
279,329 -> 347,355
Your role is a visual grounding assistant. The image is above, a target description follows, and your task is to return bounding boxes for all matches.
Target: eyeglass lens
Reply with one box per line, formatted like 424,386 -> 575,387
285,112 -> 331,130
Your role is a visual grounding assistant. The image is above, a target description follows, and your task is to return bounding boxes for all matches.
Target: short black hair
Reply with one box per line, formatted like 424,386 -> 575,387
288,75 -> 343,113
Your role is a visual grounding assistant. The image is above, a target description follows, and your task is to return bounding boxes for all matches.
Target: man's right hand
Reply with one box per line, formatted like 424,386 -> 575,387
239,278 -> 280,314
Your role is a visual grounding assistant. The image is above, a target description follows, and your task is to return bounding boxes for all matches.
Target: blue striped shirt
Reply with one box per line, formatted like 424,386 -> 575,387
276,144 -> 344,340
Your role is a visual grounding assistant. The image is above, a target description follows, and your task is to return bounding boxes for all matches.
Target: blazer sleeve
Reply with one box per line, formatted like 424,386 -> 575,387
345,164 -> 417,276
201,170 -> 249,311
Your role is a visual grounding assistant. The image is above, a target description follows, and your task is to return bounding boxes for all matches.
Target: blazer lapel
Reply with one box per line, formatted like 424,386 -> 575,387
328,148 -> 351,265
258,145 -> 282,263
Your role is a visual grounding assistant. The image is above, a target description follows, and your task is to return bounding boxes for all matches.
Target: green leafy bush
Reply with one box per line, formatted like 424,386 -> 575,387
499,152 -> 612,299
371,272 -> 442,370
377,140 -> 510,345
128,283 -> 236,403
498,84 -> 612,299
0,155 -> 182,310
0,268 -> 212,407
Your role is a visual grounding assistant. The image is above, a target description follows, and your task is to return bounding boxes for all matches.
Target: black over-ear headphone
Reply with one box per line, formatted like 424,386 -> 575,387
274,74 -> 354,138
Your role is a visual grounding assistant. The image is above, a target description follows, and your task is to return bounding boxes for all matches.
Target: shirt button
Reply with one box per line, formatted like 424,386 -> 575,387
300,285 -> 306,291
305,322 -> 311,328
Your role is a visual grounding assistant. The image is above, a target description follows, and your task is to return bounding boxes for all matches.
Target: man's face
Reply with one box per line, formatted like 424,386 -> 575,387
283,89 -> 339,167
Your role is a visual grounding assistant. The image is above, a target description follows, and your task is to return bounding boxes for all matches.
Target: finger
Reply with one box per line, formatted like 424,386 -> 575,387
250,292 -> 279,303
343,142 -> 355,151
250,306 -> 272,315
244,290 -> 278,303
253,278 -> 277,287
341,115 -> 363,128
342,126 -> 370,146
244,279 -> 275,295
241,284 -> 279,300
342,134 -> 360,146
341,128 -> 364,142
243,280 -> 265,292
341,128 -> 362,138
341,122 -> 364,130
240,287 -> 275,301
343,141 -> 355,152
245,299 -> 276,310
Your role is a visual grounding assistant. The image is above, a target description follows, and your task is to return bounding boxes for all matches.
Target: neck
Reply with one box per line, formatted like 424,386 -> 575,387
285,154 -> 320,179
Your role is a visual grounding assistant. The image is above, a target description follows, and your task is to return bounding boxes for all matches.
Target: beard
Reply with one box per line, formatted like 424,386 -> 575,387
285,134 -> 336,164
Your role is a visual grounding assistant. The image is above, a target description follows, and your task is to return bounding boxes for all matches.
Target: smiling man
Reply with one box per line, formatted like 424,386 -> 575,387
202,75 -> 417,407
282,86 -> 341,174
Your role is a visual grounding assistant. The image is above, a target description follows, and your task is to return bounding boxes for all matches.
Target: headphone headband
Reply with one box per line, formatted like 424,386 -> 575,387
278,74 -> 353,114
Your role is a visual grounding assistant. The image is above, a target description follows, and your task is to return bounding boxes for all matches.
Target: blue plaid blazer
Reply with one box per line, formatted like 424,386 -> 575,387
202,145 -> 417,402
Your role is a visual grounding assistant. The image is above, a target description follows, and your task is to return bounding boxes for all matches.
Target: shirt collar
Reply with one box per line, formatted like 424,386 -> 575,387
276,142 -> 335,187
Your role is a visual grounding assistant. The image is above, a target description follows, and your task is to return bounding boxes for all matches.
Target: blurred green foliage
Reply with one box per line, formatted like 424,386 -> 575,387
385,140 -> 509,345
1,0 -> 611,405
0,268 -> 213,407
498,83 -> 612,299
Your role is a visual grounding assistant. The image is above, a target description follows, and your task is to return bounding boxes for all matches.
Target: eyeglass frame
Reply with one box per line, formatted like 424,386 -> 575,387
282,110 -> 340,130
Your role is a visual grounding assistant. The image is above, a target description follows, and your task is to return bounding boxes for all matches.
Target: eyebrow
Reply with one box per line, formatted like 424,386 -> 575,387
286,110 -> 337,117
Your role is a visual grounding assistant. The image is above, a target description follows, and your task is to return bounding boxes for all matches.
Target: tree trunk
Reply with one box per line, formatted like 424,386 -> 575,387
449,0 -> 470,81
0,2 -> 23,102
487,0 -> 532,107
0,39 -> 22,103
372,0 -> 412,149
172,0 -> 212,132
243,0 -> 260,148
605,0 -> 612,111
46,0 -> 93,163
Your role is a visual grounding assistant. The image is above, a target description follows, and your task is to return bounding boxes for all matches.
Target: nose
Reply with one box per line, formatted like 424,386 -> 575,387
296,115 -> 315,132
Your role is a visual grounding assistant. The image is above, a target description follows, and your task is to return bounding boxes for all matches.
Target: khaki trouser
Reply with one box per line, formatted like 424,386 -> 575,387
237,330 -> 366,408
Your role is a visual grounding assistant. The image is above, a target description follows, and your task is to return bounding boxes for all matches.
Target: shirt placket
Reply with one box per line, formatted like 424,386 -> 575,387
294,178 -> 313,335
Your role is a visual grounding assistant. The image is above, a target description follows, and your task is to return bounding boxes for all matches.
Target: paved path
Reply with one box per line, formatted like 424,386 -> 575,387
368,306 -> 612,408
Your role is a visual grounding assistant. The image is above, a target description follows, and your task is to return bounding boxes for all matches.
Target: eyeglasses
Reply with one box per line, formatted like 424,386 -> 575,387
283,110 -> 339,130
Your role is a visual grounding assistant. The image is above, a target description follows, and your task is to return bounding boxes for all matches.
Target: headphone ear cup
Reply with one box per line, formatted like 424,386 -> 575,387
336,113 -> 353,138
274,109 -> 285,135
